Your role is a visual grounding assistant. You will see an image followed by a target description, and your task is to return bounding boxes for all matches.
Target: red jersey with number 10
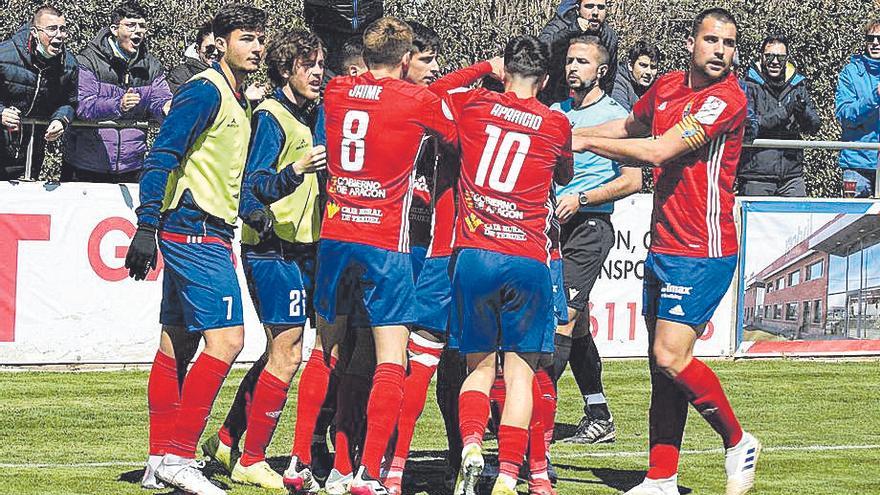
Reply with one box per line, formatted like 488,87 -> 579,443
632,71 -> 746,259
447,88 -> 573,263
321,72 -> 457,252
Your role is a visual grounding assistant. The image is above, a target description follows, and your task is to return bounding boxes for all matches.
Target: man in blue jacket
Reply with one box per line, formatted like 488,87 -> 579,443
836,19 -> 880,197
62,0 -> 172,183
0,5 -> 77,180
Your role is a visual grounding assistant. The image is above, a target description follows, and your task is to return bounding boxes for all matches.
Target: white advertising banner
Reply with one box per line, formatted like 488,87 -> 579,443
589,194 -> 735,357
0,184 -> 732,364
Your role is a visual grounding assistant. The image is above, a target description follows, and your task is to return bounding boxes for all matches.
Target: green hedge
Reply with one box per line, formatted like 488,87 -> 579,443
3,0 -> 878,196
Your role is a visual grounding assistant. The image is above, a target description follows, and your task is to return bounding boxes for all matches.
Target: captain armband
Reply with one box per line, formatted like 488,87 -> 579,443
675,115 -> 708,151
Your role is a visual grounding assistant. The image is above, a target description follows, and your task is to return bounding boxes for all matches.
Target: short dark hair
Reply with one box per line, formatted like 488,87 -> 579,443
760,33 -> 788,53
339,35 -> 364,71
691,8 -> 738,38
212,3 -> 267,40
569,35 -> 609,66
627,39 -> 661,66
195,20 -> 213,47
504,35 -> 550,81
33,5 -> 63,23
362,16 -> 413,68
266,30 -> 324,87
111,0 -> 147,24
407,20 -> 442,55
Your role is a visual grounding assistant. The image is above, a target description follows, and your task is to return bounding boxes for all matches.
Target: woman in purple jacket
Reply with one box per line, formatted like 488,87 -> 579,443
62,0 -> 171,183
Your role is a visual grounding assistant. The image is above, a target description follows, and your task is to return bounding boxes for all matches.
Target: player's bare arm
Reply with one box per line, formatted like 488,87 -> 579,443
555,166 -> 641,222
572,116 -> 699,167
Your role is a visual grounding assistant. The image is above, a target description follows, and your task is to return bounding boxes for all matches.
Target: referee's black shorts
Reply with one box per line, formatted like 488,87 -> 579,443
559,212 -> 615,314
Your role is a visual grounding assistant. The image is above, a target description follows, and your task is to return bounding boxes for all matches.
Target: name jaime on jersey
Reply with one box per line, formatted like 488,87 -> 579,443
330,177 -> 387,198
349,85 -> 382,100
490,103 -> 543,131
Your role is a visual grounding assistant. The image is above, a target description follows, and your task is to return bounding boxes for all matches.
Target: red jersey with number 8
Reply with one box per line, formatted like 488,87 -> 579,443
321,72 -> 457,252
446,87 -> 573,263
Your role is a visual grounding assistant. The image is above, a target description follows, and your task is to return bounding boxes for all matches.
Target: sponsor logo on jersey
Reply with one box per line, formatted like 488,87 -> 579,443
348,84 -> 383,100
483,223 -> 526,241
465,213 -> 483,233
266,410 -> 283,419
334,177 -> 387,198
340,206 -> 383,224
295,138 -> 309,150
226,117 -> 239,128
658,101 -> 668,111
694,96 -> 727,125
326,202 -> 340,219
669,304 -> 685,316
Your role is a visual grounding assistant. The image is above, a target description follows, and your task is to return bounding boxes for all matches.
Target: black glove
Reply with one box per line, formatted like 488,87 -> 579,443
243,208 -> 274,240
124,224 -> 158,281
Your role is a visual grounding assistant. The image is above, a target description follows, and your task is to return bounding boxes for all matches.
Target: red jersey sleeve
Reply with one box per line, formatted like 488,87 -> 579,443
675,82 -> 747,151
632,80 -> 659,127
418,89 -> 459,145
429,61 -> 493,96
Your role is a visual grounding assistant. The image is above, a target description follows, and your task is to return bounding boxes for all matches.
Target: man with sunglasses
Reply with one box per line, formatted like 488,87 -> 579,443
168,22 -> 220,93
835,20 -> 880,197
739,33 -> 820,197
539,0 -> 619,103
62,0 -> 172,183
0,5 -> 77,180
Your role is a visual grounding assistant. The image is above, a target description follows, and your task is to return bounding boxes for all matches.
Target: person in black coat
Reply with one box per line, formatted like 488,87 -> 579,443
611,40 -> 660,111
740,34 -> 821,197
0,6 -> 77,180
167,21 -> 218,93
539,0 -> 618,103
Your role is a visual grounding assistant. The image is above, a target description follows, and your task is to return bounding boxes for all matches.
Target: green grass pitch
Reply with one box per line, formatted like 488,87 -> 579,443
1,359 -> 878,494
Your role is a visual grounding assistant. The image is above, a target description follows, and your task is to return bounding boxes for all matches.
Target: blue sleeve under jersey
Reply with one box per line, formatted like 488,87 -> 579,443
313,104 -> 326,146
135,78 -> 220,228
239,110 -> 305,219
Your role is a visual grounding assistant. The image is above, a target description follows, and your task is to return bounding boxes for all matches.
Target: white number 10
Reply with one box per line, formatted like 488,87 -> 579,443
475,124 -> 531,193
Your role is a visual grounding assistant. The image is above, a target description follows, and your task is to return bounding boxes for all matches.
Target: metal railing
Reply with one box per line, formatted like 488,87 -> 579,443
17,117 -> 155,181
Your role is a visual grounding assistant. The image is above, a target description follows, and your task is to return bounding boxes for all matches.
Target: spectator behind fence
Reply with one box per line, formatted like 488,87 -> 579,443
539,0 -> 619,103
167,21 -> 219,93
739,34 -> 820,197
835,19 -> 880,197
611,40 -> 660,111
0,5 -> 77,180
62,0 -> 172,183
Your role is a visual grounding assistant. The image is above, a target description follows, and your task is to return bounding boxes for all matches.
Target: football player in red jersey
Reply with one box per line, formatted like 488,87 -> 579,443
445,35 -> 574,495
283,17 -> 459,495
572,8 -> 760,495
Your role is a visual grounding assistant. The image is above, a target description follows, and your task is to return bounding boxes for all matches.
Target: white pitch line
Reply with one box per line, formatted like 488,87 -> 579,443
1,444 -> 877,469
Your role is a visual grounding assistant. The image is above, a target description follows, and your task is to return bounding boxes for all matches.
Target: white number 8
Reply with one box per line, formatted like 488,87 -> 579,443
341,110 -> 370,171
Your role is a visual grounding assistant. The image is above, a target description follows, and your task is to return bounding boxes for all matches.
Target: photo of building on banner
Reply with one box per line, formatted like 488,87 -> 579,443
738,199 -> 880,356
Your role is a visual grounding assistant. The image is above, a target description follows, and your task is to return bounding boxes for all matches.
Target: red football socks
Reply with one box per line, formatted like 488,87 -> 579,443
674,358 -> 743,448
360,363 -> 406,476
527,378 -> 548,478
333,430 -> 353,475
291,352 -> 336,464
535,368 -> 557,451
239,370 -> 289,466
459,390 -> 490,447
147,351 -> 179,456
647,444 -> 681,479
169,352 -> 231,458
391,336 -> 443,474
498,424 -> 528,480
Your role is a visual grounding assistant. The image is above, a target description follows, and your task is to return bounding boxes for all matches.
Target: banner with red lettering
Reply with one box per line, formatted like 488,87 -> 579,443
0,182 -> 275,364
0,184 -> 733,364
589,195 -> 734,357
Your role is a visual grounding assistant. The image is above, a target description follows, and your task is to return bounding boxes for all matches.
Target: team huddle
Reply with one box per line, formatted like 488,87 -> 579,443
124,4 -> 760,495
